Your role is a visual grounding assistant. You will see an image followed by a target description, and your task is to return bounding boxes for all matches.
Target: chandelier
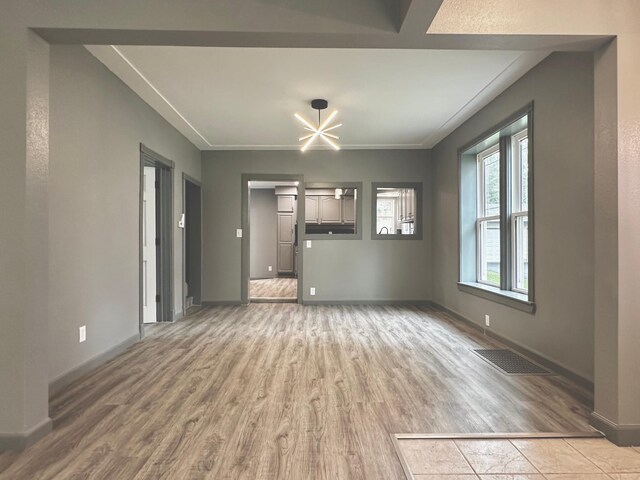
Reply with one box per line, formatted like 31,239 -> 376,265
294,99 -> 342,151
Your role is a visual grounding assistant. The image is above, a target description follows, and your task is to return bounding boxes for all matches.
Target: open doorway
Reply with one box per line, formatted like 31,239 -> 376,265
241,175 -> 304,304
183,174 -> 202,315
139,145 -> 174,328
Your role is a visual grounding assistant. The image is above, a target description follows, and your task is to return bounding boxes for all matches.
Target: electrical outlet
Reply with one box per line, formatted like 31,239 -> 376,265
79,325 -> 86,343
268,265 -> 273,272
306,240 -> 312,248
236,228 -> 243,238
485,315 -> 490,327
310,287 -> 316,296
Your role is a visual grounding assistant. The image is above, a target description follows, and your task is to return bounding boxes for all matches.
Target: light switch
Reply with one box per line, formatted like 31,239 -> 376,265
236,229 -> 243,238
306,240 -> 312,248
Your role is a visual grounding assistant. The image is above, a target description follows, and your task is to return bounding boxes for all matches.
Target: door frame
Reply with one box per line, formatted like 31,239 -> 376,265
241,173 -> 305,305
182,173 -> 203,316
139,144 -> 174,336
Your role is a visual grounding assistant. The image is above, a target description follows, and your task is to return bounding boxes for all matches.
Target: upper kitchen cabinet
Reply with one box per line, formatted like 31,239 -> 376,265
277,195 -> 295,213
305,195 -> 319,223
304,183 -> 362,240
342,196 -> 355,224
320,196 -> 341,223
372,182 -> 423,240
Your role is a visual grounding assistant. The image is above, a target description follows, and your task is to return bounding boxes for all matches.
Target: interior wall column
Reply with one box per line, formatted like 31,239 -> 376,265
592,33 -> 640,445
0,21 -> 52,451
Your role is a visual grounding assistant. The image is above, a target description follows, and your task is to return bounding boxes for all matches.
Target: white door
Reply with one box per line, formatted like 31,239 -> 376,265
143,166 -> 157,323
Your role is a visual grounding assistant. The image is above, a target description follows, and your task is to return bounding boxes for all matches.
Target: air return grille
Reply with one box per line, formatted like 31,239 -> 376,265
473,349 -> 552,375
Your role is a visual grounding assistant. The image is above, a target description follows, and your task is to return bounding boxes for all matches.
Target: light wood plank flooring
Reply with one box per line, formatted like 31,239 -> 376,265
250,277 -> 297,300
0,304 -> 594,480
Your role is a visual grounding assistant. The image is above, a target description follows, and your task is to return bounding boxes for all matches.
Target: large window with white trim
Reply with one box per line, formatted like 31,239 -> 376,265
459,106 -> 534,311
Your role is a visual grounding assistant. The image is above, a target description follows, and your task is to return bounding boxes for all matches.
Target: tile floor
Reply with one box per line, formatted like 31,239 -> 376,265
396,437 -> 640,480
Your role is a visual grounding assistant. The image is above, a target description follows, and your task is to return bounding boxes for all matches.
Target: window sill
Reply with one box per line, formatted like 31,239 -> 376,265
457,282 -> 536,314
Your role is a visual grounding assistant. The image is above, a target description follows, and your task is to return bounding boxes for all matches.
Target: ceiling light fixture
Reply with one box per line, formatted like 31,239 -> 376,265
294,99 -> 342,152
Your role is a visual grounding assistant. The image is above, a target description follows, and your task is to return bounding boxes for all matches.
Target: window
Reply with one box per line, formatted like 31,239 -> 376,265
458,106 -> 533,312
477,145 -> 501,287
371,183 -> 423,239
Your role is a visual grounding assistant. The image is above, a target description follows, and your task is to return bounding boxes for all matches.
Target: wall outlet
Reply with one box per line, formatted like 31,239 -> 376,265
485,315 -> 490,327
306,240 -> 312,248
79,325 -> 87,343
310,287 -> 316,296
268,265 -> 273,272
236,228 -> 243,238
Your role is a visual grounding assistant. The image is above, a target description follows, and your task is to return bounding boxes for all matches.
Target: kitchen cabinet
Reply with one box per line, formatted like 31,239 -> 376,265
399,188 -> 415,223
319,196 -> 342,223
305,196 -> 319,223
306,194 -> 356,224
277,213 -> 295,273
277,195 -> 295,213
342,196 -> 355,224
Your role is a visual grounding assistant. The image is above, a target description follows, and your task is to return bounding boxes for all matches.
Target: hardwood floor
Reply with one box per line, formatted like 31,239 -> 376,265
250,277 -> 297,300
0,304 -> 594,480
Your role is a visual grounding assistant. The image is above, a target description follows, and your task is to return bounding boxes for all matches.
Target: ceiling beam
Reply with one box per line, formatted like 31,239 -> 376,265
37,28 -> 610,52
397,0 -> 444,36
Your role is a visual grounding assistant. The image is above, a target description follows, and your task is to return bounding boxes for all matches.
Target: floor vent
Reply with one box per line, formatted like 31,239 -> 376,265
473,349 -> 552,375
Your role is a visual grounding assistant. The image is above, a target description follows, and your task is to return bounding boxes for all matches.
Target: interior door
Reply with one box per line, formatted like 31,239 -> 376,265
143,166 -> 157,323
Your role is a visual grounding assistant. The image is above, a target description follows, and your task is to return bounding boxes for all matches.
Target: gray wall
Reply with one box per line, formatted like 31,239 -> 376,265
49,45 -> 201,383
431,52 -> 595,381
202,150 -> 432,303
249,189 -> 278,279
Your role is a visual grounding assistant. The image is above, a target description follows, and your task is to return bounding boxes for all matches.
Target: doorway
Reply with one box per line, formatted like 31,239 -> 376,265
139,144 -> 174,329
241,174 -> 304,305
183,174 -> 202,315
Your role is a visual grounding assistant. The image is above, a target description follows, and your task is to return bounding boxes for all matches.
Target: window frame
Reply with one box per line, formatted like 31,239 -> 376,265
457,103 -> 535,313
371,182 -> 423,240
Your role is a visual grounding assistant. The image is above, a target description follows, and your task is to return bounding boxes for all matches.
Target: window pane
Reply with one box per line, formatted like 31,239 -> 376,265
479,219 -> 501,286
375,187 -> 417,235
514,215 -> 528,291
483,152 -> 500,216
520,137 -> 529,211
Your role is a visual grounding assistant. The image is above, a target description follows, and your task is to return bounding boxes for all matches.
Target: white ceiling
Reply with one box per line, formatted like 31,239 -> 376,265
86,45 -> 549,150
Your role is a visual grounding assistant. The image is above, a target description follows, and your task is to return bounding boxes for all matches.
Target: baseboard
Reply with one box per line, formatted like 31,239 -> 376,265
0,417 -> 52,452
49,333 -> 140,397
429,301 -> 594,392
202,300 -> 243,306
591,411 -> 640,446
303,300 -> 432,306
